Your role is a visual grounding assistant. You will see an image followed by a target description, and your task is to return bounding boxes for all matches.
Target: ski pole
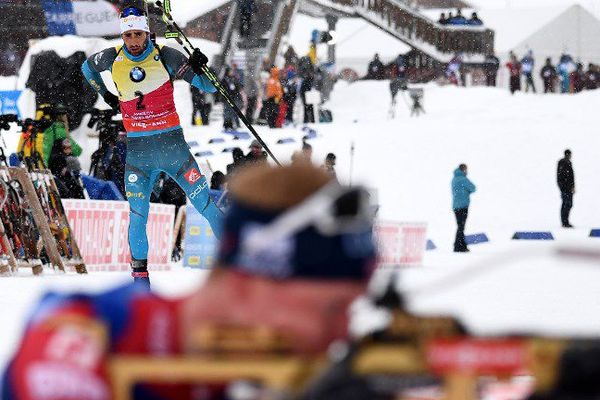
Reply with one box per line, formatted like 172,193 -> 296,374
153,0 -> 282,166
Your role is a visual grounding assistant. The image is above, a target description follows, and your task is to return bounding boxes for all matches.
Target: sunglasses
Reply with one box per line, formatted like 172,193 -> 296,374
120,7 -> 145,18
242,182 -> 376,254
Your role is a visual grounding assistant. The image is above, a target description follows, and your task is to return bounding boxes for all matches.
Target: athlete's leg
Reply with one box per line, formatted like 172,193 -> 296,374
125,137 -> 161,262
159,130 -> 223,239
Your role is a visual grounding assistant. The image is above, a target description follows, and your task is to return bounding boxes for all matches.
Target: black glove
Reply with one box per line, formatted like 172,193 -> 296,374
103,92 -> 120,111
189,48 -> 209,75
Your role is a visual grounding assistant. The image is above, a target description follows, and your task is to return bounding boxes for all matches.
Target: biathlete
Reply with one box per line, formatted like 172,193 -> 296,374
82,5 -> 222,285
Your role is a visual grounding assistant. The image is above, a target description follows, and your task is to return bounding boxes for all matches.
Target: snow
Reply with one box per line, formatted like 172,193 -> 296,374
161,0 -> 232,25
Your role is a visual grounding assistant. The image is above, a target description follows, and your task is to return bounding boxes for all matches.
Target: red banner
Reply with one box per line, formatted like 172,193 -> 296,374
375,221 -> 427,267
426,339 -> 526,375
62,200 -> 174,272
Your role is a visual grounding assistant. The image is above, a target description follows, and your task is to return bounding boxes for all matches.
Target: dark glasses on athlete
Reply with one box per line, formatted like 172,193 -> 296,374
120,7 -> 145,18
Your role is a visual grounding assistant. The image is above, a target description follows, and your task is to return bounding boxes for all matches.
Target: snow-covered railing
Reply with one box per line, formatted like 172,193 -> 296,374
352,0 -> 494,58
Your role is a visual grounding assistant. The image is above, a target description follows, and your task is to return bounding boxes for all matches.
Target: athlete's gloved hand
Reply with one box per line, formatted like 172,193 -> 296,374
103,92 -> 120,111
189,48 -> 209,75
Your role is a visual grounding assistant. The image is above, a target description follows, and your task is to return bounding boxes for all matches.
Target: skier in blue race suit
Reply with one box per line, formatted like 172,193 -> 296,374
81,5 -> 222,284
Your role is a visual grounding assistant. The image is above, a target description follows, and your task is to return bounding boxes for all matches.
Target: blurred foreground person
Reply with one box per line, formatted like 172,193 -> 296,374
2,163 -> 377,400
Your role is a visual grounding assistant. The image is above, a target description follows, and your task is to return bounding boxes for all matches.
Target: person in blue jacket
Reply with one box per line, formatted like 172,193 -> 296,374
451,164 -> 476,252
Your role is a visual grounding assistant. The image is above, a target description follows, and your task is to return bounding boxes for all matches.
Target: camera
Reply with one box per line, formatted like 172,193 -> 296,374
0,114 -> 19,131
86,108 -> 120,130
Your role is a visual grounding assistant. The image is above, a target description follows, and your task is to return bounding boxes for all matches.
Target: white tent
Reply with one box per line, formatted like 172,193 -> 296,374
513,4 -> 600,65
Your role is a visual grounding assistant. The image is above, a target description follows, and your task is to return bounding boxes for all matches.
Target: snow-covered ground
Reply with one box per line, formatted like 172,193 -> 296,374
3,74 -> 600,370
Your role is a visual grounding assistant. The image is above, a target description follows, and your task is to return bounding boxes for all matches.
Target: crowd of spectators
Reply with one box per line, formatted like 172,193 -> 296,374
197,45 -> 335,129
506,50 -> 600,95
210,140 -> 338,196
438,9 -> 483,26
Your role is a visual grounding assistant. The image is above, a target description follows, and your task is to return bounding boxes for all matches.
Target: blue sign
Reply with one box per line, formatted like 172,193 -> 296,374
0,91 -> 21,117
183,204 -> 219,269
42,0 -> 76,36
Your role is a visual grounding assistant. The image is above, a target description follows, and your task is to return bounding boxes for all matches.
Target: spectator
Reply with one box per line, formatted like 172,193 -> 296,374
451,164 -> 476,253
302,141 -> 313,162
557,149 -> 574,228
366,53 -> 385,80
283,66 -> 298,125
585,63 -> 599,90
264,66 -> 283,128
245,139 -> 267,165
210,171 -> 226,191
89,127 -> 126,196
521,50 -> 536,93
322,153 -> 337,179
41,104 -> 82,166
222,66 -> 243,130
152,173 -> 187,215
446,54 -> 462,85
447,9 -> 467,25
570,63 -> 585,93
468,12 -> 483,26
506,52 -> 522,94
49,139 -> 85,199
237,0 -> 256,37
540,57 -> 557,93
227,147 -> 246,176
245,77 -> 259,124
558,54 -> 573,94
438,12 -> 447,24
190,85 -> 211,125
284,46 -> 299,69
484,53 -> 500,87
298,55 -> 315,123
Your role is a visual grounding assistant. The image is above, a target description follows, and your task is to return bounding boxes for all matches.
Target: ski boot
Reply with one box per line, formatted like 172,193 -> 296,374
131,258 -> 151,289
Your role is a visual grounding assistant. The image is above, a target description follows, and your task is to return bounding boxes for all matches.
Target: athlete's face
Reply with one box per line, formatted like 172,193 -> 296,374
122,30 -> 148,56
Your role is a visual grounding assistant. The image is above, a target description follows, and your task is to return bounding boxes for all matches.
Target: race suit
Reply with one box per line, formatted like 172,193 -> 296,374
81,40 -> 222,261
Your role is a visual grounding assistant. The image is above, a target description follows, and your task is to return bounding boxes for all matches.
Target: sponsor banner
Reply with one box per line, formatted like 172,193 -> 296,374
426,339 -> 526,375
42,0 -> 120,37
183,204 -> 218,269
72,1 -> 120,37
375,221 -> 427,267
62,200 -> 174,272
0,91 -> 21,117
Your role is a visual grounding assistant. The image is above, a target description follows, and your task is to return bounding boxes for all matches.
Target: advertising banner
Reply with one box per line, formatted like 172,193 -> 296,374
183,204 -> 218,269
42,0 -> 120,37
0,91 -> 21,117
426,339 -> 526,375
375,221 -> 428,267
62,199 -> 175,272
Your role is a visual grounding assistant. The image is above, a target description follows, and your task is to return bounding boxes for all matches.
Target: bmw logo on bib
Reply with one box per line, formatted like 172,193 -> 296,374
130,67 -> 146,83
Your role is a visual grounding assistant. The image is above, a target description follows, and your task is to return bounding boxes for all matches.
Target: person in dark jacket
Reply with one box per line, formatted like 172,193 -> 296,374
366,53 -> 385,80
190,85 -> 211,125
49,139 -> 85,199
451,164 -> 476,252
298,55 -> 315,123
484,53 -> 500,86
90,126 -> 126,196
540,58 -> 557,93
237,0 -> 256,37
570,63 -> 586,93
557,149 -> 575,228
227,147 -> 246,176
222,66 -> 243,130
245,140 -> 267,165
